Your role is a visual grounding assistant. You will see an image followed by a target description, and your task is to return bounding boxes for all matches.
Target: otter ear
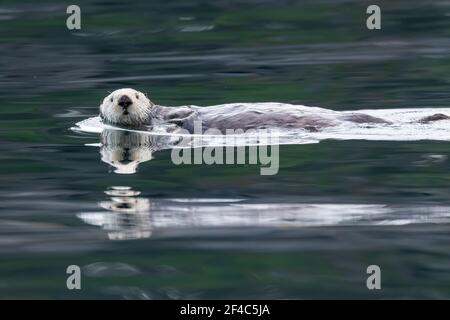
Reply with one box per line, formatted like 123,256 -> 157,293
143,92 -> 150,99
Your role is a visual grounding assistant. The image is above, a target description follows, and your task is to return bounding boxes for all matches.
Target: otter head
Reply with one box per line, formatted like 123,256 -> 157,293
100,88 -> 154,126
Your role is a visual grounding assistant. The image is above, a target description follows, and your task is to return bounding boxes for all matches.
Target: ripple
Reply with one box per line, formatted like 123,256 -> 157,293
83,262 -> 141,277
180,25 -> 215,32
102,286 -> 151,300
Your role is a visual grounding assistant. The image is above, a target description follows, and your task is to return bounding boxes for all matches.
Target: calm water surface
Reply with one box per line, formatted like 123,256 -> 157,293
1,0 -> 450,298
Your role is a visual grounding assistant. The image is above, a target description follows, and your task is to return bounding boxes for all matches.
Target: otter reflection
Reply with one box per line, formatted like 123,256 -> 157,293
78,187 -> 450,241
78,186 -> 152,240
100,129 -> 182,174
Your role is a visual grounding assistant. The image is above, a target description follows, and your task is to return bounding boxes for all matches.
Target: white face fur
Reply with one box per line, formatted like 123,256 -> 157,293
100,88 -> 154,126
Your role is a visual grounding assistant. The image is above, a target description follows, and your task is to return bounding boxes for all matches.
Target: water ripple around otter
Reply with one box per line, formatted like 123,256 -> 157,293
73,106 -> 450,149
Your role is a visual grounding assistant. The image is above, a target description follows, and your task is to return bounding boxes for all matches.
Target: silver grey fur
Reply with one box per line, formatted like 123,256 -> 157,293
99,88 -> 449,133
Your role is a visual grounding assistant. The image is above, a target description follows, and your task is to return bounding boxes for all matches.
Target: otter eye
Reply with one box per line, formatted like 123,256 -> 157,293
135,93 -> 139,99
110,97 -> 113,102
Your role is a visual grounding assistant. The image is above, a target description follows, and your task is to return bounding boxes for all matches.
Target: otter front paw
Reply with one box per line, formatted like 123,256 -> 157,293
167,118 -> 185,127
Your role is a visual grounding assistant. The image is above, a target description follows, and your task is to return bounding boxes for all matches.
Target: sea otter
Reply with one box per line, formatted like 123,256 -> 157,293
99,88 -> 450,132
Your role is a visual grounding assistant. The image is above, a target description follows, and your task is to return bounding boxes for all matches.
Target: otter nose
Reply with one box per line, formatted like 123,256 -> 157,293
118,95 -> 132,108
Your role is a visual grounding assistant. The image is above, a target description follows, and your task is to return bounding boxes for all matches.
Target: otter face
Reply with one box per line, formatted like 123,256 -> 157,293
100,88 -> 154,126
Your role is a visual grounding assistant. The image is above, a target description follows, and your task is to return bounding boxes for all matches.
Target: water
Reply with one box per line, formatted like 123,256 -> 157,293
2,0 -> 450,299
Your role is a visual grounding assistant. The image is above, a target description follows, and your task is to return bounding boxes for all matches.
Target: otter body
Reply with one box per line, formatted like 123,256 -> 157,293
99,88 -> 450,133
152,103 -> 391,133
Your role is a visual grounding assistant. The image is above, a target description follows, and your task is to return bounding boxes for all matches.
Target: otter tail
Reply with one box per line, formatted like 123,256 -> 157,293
418,113 -> 450,123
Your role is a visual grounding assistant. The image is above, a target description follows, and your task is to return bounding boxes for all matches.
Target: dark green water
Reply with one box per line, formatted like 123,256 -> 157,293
2,0 -> 450,299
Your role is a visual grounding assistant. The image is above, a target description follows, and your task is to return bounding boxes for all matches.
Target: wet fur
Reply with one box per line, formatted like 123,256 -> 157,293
99,89 -> 450,133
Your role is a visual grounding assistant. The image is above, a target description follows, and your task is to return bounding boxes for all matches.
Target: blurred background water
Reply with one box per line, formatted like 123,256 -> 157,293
1,0 -> 450,299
